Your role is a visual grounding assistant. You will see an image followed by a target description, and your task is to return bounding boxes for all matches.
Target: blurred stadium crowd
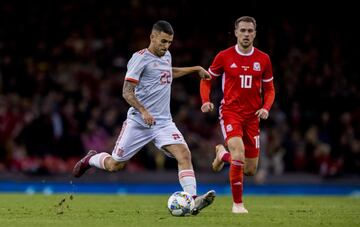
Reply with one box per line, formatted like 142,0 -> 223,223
0,1 -> 359,178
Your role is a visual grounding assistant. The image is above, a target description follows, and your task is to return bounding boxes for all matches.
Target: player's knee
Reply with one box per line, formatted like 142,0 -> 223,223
227,145 -> 245,161
176,149 -> 192,165
230,150 -> 245,162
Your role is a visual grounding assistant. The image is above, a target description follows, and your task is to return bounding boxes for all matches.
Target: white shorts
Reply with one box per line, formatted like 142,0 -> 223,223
111,119 -> 188,162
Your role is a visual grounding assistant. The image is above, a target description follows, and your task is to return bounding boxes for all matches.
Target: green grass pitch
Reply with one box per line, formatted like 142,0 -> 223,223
0,194 -> 359,227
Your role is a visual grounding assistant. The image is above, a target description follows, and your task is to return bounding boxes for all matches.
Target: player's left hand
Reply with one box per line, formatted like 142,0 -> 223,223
197,66 -> 211,80
255,108 -> 269,119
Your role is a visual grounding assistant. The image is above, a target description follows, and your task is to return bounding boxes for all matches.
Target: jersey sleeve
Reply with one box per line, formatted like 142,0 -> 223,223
262,54 -> 273,82
200,79 -> 212,104
262,54 -> 275,111
208,51 -> 224,77
125,52 -> 146,83
200,51 -> 223,104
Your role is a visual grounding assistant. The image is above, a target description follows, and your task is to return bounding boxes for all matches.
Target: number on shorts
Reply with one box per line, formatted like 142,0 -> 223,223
254,135 -> 260,148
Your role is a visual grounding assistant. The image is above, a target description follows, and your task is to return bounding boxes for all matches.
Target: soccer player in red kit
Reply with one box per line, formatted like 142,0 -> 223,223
200,16 -> 275,214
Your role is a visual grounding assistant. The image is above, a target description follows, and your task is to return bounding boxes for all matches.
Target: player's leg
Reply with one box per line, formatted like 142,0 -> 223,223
164,143 -> 216,215
219,114 -> 248,213
155,124 -> 196,196
227,136 -> 248,214
73,150 -> 123,177
154,123 -> 215,214
243,117 -> 261,176
163,144 -> 196,195
73,119 -> 151,177
212,144 -> 231,172
212,117 -> 234,171
244,157 -> 259,176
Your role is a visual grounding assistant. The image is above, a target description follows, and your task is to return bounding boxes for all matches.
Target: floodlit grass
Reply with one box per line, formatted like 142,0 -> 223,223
0,194 -> 359,227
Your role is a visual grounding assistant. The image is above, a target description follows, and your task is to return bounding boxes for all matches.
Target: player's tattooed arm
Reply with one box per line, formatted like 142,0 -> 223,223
122,80 -> 146,112
122,80 -> 155,126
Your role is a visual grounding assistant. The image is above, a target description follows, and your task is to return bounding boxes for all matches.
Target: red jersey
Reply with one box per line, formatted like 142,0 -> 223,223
201,45 -> 275,117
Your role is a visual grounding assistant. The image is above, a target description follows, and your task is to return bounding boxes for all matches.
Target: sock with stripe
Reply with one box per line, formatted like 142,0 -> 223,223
217,145 -> 231,163
219,150 -> 231,163
229,159 -> 244,203
89,152 -> 111,170
178,169 -> 197,196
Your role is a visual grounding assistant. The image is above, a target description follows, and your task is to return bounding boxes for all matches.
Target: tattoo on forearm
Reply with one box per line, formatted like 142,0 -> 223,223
122,81 -> 145,111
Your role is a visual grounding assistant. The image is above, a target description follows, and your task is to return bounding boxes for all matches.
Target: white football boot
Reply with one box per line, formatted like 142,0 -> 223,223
232,202 -> 248,214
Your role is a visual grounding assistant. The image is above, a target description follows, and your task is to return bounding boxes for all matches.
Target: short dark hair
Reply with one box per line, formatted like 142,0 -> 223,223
152,20 -> 174,35
235,16 -> 257,30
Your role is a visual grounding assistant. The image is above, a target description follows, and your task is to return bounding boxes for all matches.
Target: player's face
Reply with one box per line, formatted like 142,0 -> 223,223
234,21 -> 256,49
150,31 -> 173,57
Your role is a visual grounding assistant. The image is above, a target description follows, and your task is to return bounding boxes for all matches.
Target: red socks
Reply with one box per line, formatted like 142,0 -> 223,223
229,159 -> 244,203
221,152 -> 231,163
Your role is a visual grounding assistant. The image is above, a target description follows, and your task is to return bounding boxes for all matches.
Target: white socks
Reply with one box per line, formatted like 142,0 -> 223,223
89,152 -> 111,170
178,169 -> 197,196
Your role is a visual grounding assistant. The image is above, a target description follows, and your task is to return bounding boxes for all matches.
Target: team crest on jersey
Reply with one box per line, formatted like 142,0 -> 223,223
253,62 -> 261,71
226,124 -> 233,132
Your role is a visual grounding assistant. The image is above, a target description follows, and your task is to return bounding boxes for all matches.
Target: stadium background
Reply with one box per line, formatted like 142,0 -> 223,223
0,0 -> 359,194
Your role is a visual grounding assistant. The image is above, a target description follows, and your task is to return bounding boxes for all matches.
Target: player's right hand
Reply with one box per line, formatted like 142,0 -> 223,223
201,102 -> 215,113
197,66 -> 211,80
141,110 -> 155,126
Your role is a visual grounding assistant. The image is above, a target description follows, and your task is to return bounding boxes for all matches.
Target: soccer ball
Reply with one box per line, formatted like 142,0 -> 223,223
167,191 -> 195,216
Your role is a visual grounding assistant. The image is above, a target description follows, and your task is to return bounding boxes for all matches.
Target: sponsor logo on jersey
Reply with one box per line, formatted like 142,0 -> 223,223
230,63 -> 238,68
241,66 -> 249,71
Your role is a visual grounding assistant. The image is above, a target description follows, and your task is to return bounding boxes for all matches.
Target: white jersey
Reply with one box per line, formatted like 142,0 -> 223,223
125,48 -> 173,126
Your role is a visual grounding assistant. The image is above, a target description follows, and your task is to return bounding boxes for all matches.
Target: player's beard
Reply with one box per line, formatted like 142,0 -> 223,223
158,48 -> 167,57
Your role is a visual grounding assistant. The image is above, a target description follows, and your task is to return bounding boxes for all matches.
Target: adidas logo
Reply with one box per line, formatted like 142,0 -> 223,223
230,63 -> 238,68
233,182 -> 242,186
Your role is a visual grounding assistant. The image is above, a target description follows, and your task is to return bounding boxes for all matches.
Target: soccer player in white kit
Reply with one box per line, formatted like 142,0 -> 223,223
73,20 -> 215,215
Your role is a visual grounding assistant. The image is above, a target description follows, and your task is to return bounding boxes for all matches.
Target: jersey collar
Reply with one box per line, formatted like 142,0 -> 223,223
235,45 -> 254,56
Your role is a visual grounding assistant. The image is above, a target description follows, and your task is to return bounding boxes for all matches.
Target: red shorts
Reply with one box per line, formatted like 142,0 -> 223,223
219,110 -> 260,158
